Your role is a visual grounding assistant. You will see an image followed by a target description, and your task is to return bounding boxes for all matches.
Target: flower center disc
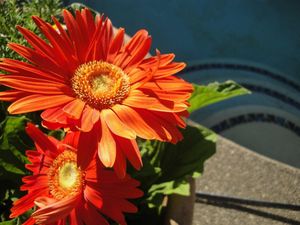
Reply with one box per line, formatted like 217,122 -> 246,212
48,151 -> 84,200
58,162 -> 80,189
72,61 -> 130,109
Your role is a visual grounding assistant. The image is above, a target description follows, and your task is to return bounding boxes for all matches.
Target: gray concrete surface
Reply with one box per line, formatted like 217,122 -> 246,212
193,136 -> 300,225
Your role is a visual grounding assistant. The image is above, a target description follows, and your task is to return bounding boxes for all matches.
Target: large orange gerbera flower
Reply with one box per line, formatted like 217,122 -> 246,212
10,123 -> 143,225
0,8 -> 193,176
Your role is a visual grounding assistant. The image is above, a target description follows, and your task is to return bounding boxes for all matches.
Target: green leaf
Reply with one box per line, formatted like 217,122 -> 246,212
188,80 -> 251,113
0,116 -> 34,220
0,218 -> 19,225
48,129 -> 65,140
148,180 -> 190,205
133,121 -> 217,212
0,116 -> 32,176
127,121 -> 217,225
149,123 -> 216,201
0,159 -> 25,175
67,3 -> 99,16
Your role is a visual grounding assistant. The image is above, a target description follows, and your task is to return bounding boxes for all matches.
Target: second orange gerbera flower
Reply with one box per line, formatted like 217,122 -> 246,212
0,8 -> 193,176
11,123 -> 142,225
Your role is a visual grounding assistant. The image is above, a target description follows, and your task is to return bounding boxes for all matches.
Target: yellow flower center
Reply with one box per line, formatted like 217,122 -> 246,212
71,61 -> 130,109
48,150 -> 84,200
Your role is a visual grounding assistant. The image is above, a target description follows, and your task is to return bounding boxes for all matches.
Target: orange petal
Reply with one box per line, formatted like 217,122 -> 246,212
8,94 -> 73,114
139,110 -> 182,144
117,199 -> 138,213
114,29 -> 149,68
16,25 -> 55,60
79,201 -> 109,225
98,200 -> 126,225
142,77 -> 193,92
63,98 -> 85,119
77,106 -> 100,132
123,90 -> 187,112
8,43 -> 69,77
25,123 -> 58,158
113,146 -> 127,178
84,185 -> 104,209
101,109 -> 136,139
133,108 -> 174,142
140,53 -> 175,67
159,111 -> 186,128
22,217 -> 35,225
115,137 -> 142,170
139,53 -> 185,78
0,58 -> 65,83
32,195 -> 79,224
107,28 -> 125,63
75,10 -> 89,44
41,106 -> 69,124
10,189 -> 47,218
0,75 -> 69,95
31,16 -> 78,73
112,104 -> 157,140
98,116 -> 116,168
62,131 -> 80,149
20,175 -> 48,191
77,125 -> 98,170
128,68 -> 152,89
51,16 -> 73,52
63,9 -> 86,62
100,18 -> 114,60
69,208 -> 84,225
85,16 -> 113,61
41,120 -> 64,130
0,90 -> 29,101
84,15 -> 104,61
34,196 -> 56,208
153,62 -> 186,78
123,36 -> 152,70
80,9 -> 96,40
16,24 -> 69,70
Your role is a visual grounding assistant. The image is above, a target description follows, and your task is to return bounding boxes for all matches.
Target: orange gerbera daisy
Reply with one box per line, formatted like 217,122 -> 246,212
10,123 -> 143,225
0,8 -> 193,176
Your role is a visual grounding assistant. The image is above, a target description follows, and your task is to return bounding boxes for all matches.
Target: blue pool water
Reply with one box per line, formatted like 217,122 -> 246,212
67,0 -> 300,168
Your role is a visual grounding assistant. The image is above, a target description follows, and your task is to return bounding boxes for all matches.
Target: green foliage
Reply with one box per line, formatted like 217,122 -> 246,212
0,1 -> 63,222
0,0 -> 62,61
0,116 -> 31,176
0,116 -> 34,222
0,218 -> 18,225
188,80 -> 251,113
128,123 -> 216,224
0,210 -> 32,225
